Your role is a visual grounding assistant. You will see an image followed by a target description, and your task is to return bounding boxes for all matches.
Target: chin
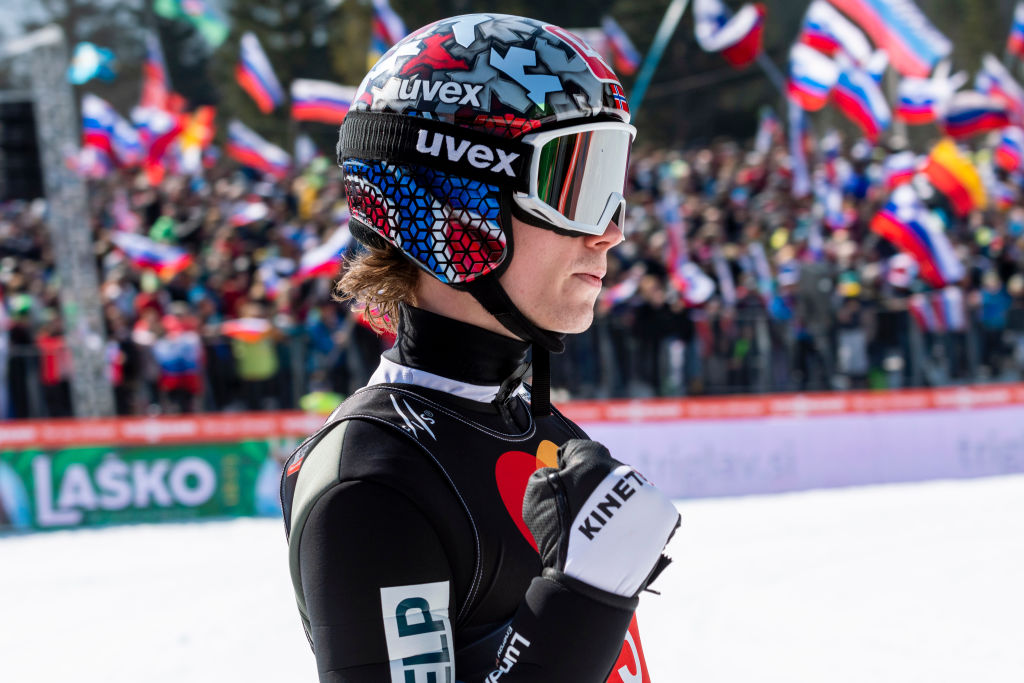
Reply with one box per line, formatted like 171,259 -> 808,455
544,307 -> 595,335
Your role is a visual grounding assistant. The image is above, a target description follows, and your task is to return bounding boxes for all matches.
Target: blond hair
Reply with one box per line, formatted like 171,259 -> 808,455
333,244 -> 419,334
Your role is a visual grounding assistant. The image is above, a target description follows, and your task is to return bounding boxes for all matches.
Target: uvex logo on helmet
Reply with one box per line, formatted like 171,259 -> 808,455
415,129 -> 519,177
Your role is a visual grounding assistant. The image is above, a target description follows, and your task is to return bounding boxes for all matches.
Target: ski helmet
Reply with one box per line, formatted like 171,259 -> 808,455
337,13 -> 635,351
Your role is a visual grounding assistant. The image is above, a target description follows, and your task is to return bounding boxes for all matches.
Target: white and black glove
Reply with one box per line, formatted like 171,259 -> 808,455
523,439 -> 680,598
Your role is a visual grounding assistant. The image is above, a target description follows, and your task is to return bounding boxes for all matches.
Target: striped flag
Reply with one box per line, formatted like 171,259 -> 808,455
826,0 -> 951,78
995,127 -> 1024,172
896,77 -> 945,125
694,0 -> 767,68
369,0 -> 407,63
290,79 -> 357,125
870,184 -> 965,288
221,318 -> 273,343
295,222 -> 353,281
230,200 -> 270,227
788,43 -> 840,111
226,120 -> 291,179
908,293 -> 940,332
140,32 -> 170,110
883,151 -> 919,189
110,231 -> 192,279
832,63 -> 891,142
936,286 -> 966,332
937,91 -> 1012,140
975,54 -> 1024,123
922,138 -> 987,216
601,16 -> 641,76
1008,2 -> 1024,60
799,0 -> 871,65
236,32 -> 285,114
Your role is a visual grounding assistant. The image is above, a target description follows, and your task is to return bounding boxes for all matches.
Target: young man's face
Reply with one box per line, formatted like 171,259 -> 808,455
498,216 -> 623,334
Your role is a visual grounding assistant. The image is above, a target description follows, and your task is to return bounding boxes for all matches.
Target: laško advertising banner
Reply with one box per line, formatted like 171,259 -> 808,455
0,440 -> 289,532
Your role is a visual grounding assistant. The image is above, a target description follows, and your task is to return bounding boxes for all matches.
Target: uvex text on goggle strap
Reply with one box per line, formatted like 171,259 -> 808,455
338,111 -> 636,236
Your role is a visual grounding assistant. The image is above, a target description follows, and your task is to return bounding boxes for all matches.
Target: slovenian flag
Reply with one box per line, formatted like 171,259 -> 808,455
110,231 -> 192,279
290,79 -> 357,125
832,64 -> 891,142
140,32 -> 170,110
975,54 -> 1024,123
230,200 -> 270,227
694,0 -> 767,69
896,77 -> 946,125
883,151 -> 919,189
788,43 -> 840,111
799,0 -> 871,65
937,91 -> 1012,140
826,0 -> 951,78
995,126 -> 1024,172
922,138 -> 987,217
1008,2 -> 1024,60
227,120 -> 291,179
236,32 -> 285,114
870,185 -> 965,288
82,94 -> 117,159
370,0 -> 407,60
601,16 -> 641,76
295,222 -> 353,281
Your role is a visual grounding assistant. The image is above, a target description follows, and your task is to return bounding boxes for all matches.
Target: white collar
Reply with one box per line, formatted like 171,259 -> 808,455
366,356 -> 525,403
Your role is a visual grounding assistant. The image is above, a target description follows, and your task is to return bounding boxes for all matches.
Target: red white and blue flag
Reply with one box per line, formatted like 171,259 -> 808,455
870,185 -> 965,288
694,0 -> 767,68
131,106 -> 184,184
230,200 -> 270,227
370,0 -> 407,59
799,0 -> 871,65
1008,2 -> 1024,60
110,231 -> 192,279
896,77 -> 945,125
140,32 -> 170,110
601,16 -> 641,76
788,43 -> 840,111
227,120 -> 291,179
832,64 -> 891,142
236,32 -> 285,114
937,91 -> 1012,140
826,0 -> 951,78
82,94 -> 143,168
295,222 -> 353,281
883,151 -> 919,189
975,54 -> 1024,123
995,126 -> 1024,172
290,79 -> 357,125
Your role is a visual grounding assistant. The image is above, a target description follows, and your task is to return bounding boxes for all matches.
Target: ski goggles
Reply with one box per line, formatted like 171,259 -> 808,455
515,121 -> 636,236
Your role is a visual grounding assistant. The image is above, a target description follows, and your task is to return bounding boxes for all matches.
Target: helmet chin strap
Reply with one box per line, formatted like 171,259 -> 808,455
468,276 -> 562,418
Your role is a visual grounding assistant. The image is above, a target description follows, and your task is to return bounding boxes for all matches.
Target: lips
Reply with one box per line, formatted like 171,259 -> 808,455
574,272 -> 604,287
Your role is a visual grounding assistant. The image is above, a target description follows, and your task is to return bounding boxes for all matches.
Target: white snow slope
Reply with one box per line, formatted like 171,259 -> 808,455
2,474 -> 1023,683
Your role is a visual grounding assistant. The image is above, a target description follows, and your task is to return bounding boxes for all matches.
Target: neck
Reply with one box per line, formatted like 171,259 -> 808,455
414,273 -> 524,341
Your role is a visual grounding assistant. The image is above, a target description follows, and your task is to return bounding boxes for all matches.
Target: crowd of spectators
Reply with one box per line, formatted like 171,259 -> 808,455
3,128 -> 1024,419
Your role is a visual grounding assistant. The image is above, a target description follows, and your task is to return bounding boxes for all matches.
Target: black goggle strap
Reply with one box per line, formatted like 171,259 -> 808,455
338,111 -> 533,193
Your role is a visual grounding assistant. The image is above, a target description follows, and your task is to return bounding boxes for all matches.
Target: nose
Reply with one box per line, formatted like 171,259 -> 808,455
582,219 -> 624,251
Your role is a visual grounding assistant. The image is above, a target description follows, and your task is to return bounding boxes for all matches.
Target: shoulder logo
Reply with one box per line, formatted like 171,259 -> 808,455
390,394 -> 437,440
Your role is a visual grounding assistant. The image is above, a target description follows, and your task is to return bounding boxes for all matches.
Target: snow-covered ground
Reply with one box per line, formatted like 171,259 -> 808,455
3,475 -> 1023,683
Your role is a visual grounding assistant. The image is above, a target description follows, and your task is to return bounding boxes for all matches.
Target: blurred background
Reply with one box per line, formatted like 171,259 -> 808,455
1,2 -> 1023,681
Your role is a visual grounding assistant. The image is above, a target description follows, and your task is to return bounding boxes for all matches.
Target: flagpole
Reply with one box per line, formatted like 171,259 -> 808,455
755,52 -> 785,95
629,0 -> 690,118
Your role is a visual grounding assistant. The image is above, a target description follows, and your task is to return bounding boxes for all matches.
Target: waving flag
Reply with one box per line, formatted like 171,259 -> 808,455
694,0 -> 767,68
883,151 -> 919,189
799,0 -> 871,65
870,185 -> 965,288
907,293 -> 940,332
826,0 -> 951,77
370,0 -> 407,63
897,77 -> 945,125
236,32 -> 285,114
290,79 -> 356,125
140,32 -> 170,110
996,127 -> 1024,172
788,43 -> 840,111
922,138 -> 987,217
602,16 -> 641,76
1009,2 -> 1024,60
296,223 -> 353,281
110,231 -> 192,279
754,106 -> 781,153
230,200 -> 270,227
132,105 -> 184,184
67,42 -> 116,85
976,54 -> 1024,123
832,64 -> 891,142
82,94 -> 117,161
937,91 -> 1012,140
227,120 -> 291,179
222,318 -> 273,343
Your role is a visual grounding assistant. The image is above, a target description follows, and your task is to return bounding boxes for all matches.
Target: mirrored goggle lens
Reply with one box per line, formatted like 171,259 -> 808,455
535,128 -> 632,228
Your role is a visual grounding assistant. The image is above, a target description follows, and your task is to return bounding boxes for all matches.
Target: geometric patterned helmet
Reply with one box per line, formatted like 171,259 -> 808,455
338,13 -> 632,288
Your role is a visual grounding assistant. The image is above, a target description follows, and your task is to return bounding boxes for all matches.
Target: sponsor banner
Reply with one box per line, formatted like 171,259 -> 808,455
0,440 -> 291,531
582,405 -> 1024,499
